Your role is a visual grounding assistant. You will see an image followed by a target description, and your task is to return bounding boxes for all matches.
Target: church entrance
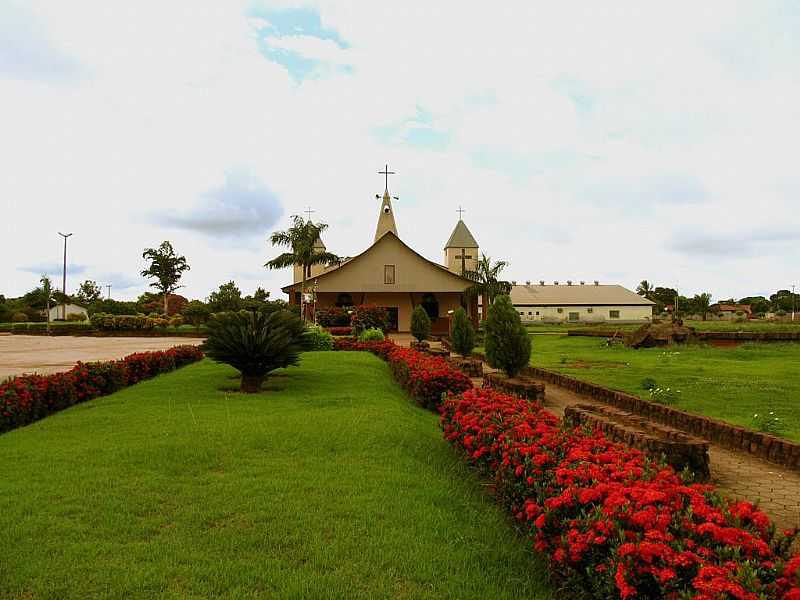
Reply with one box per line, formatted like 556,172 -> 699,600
421,293 -> 439,319
385,307 -> 399,332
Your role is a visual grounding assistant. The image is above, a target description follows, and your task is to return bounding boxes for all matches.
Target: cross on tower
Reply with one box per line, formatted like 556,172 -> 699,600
458,247 -> 473,275
304,207 -> 315,221
456,206 -> 466,219
378,163 -> 395,194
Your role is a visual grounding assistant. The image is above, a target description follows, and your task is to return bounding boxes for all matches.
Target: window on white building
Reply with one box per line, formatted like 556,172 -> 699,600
609,310 -> 620,319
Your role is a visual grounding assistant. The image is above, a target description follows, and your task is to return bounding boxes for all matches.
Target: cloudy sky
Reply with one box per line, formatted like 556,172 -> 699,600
2,1 -> 799,302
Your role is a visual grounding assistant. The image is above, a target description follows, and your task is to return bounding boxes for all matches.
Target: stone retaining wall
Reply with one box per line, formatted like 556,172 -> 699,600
565,404 -> 710,480
483,372 -> 545,401
518,362 -> 800,470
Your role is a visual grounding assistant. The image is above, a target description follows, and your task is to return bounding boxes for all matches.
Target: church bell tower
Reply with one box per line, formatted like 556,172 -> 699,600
444,208 -> 479,275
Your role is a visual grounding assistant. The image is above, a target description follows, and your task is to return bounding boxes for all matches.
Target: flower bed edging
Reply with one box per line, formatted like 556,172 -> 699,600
441,386 -> 800,599
483,371 -> 545,401
0,345 -> 204,434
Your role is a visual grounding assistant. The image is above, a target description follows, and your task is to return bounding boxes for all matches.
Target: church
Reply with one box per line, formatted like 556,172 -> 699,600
281,166 -> 654,331
281,168 -> 481,333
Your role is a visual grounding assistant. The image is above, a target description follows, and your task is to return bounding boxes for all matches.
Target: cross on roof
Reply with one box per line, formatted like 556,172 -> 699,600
378,163 -> 395,194
304,207 -> 315,220
456,206 -> 466,219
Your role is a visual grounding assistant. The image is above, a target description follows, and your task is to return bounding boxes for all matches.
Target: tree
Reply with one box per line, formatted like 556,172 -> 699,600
484,294 -> 531,377
636,280 -> 655,300
40,275 -> 53,332
181,300 -> 211,330
141,241 -> 190,315
266,216 -> 340,321
202,309 -> 308,393
208,281 -> 243,312
410,305 -> 431,342
76,280 -> 102,304
651,287 -> 678,314
692,292 -> 713,321
739,296 -> 770,315
451,306 -> 475,357
242,286 -> 271,312
464,254 -> 512,322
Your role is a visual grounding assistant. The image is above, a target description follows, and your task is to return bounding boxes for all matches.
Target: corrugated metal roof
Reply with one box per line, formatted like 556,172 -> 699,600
444,220 -> 478,248
504,284 -> 655,306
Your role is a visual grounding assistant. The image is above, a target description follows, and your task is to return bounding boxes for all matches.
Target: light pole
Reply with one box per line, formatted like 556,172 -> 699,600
58,232 -> 73,320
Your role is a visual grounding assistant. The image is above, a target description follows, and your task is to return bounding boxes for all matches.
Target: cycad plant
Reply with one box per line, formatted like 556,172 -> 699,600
202,309 -> 308,393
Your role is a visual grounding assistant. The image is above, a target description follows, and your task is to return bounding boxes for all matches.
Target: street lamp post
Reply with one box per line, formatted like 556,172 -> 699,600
58,232 -> 73,320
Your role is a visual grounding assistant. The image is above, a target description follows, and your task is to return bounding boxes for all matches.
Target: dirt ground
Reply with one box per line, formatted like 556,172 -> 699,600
0,335 -> 204,380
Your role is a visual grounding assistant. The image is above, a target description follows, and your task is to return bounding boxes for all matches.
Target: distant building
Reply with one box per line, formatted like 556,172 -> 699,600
45,303 -> 88,321
485,282 -> 654,323
711,303 -> 752,320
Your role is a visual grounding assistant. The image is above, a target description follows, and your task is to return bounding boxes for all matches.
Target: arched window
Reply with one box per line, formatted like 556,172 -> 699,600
335,293 -> 353,307
421,293 -> 439,319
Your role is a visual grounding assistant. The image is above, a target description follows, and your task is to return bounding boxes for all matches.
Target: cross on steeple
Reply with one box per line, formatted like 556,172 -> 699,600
378,163 -> 395,194
456,206 -> 466,219
304,207 -> 315,221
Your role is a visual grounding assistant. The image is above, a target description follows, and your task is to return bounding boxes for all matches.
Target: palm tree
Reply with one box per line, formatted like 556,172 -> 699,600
265,216 -> 340,321
464,255 -> 512,322
693,292 -> 713,321
637,280 -> 654,300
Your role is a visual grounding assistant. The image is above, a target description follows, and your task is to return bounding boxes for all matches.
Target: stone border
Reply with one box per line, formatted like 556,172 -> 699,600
517,361 -> 800,470
565,403 -> 710,480
483,371 -> 545,401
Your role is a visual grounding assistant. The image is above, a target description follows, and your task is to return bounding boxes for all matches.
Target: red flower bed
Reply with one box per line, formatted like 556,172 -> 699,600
440,387 -> 800,599
325,326 -> 353,336
387,347 -> 472,409
334,340 -> 472,409
1,345 -> 203,434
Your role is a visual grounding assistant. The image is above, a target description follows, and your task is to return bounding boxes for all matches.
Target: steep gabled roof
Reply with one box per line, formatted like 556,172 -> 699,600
282,231 -> 474,293
444,220 -> 478,249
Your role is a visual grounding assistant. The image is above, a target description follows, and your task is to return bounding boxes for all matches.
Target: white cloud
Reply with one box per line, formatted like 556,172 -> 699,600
1,0 -> 799,302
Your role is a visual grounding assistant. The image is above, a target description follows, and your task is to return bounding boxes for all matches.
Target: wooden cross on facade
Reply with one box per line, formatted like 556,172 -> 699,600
378,163 -> 395,193
458,247 -> 473,275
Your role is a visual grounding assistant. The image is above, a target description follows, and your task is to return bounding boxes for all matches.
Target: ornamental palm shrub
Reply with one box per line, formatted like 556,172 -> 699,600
451,307 -> 475,356
410,306 -> 431,342
202,310 -> 308,393
485,294 -> 531,377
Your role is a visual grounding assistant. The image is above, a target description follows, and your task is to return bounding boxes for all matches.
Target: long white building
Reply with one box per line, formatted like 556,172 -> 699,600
481,281 -> 655,324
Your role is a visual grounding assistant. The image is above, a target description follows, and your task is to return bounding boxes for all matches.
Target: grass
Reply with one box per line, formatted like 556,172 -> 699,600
520,335 -> 800,442
0,352 -> 551,599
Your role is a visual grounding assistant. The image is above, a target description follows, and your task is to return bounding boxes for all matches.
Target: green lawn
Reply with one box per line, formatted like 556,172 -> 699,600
523,335 -> 800,442
0,353 -> 550,600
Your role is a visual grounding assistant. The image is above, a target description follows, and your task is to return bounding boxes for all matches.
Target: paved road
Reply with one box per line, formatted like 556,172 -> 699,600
0,335 -> 204,380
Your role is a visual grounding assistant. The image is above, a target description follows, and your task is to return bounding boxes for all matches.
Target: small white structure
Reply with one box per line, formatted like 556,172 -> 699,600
481,282 -> 655,323
46,303 -> 88,321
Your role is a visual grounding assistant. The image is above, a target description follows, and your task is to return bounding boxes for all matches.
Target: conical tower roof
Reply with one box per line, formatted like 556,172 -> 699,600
444,219 -> 478,249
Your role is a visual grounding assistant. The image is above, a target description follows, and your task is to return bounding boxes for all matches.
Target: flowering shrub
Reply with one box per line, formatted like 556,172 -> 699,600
316,307 -> 351,327
334,340 -> 472,409
0,345 -> 203,434
350,305 -> 388,335
440,387 -> 800,599
387,347 -> 472,409
325,326 -> 352,336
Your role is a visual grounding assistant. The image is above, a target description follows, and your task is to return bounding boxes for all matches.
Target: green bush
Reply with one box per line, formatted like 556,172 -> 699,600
358,328 -> 385,342
306,326 -> 334,351
451,307 -> 475,356
410,306 -> 431,342
351,305 -> 388,336
66,312 -> 87,322
202,309 -> 308,393
11,312 -> 28,323
181,300 -> 211,327
484,294 -> 531,377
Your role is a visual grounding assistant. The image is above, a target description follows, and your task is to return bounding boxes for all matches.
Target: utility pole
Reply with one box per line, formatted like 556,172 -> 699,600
106,284 -> 112,300
58,232 -> 73,320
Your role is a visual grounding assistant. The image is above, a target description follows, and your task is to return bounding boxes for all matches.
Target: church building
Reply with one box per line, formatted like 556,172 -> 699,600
281,168 -> 480,333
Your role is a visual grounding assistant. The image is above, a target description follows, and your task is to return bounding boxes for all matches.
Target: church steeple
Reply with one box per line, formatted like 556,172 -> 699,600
374,164 -> 398,241
444,207 -> 479,275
